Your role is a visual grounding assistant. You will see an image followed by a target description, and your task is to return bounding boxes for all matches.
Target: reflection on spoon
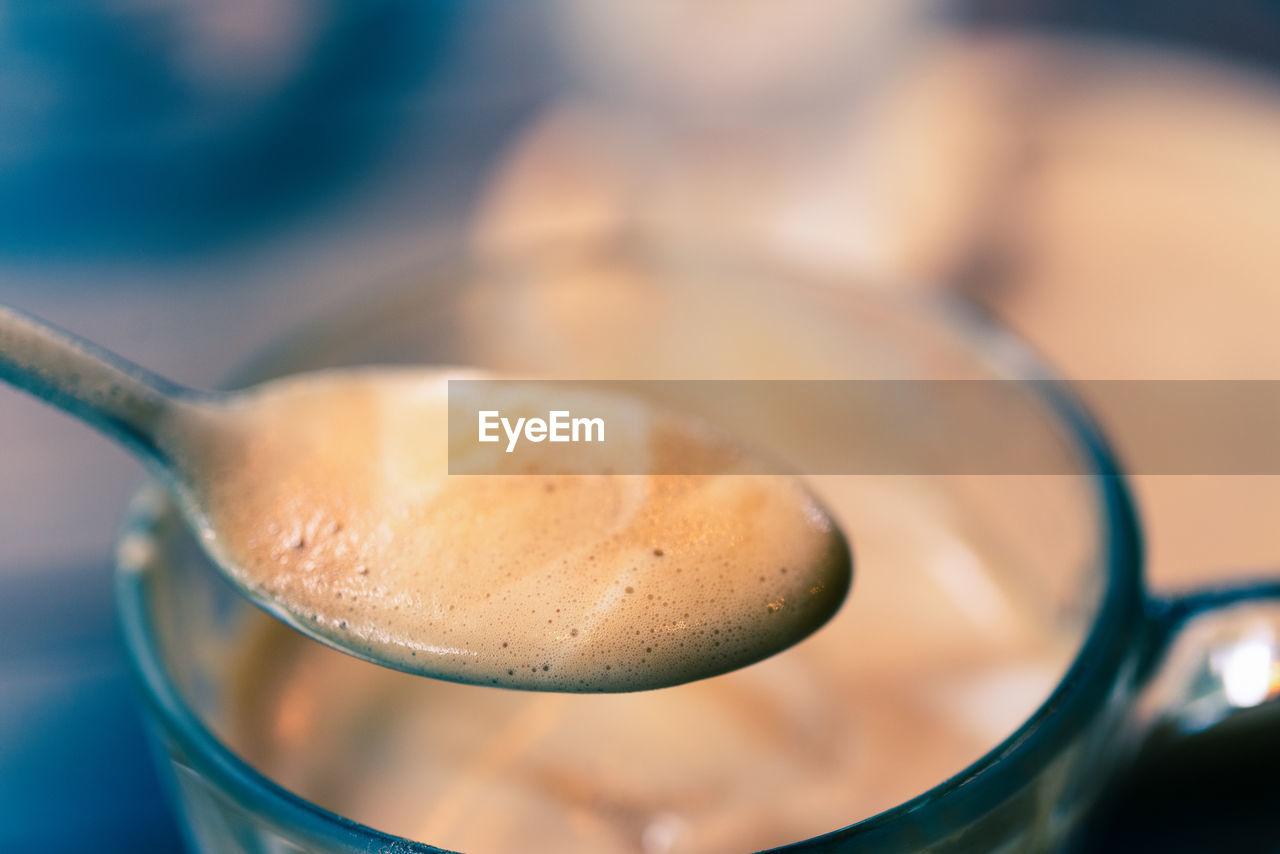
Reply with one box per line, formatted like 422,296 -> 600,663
0,304 -> 851,692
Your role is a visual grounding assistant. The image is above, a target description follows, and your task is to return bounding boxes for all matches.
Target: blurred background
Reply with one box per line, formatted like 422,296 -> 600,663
2,1 -> 1279,851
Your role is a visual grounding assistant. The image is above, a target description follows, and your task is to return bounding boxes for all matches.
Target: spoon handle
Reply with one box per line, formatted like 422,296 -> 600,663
0,303 -> 192,462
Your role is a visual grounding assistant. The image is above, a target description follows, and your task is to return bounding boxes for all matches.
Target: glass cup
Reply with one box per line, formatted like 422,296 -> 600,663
115,241 -> 1280,852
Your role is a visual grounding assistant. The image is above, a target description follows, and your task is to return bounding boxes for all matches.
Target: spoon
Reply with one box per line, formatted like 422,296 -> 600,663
0,303 -> 852,692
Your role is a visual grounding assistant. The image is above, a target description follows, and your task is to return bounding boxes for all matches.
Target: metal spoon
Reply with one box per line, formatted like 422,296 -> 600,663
0,303 -> 852,692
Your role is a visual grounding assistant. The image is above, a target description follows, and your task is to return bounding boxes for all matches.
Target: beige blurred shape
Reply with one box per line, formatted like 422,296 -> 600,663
471,32 -> 1019,285
548,0 -> 939,117
469,29 -> 1280,592
987,39 -> 1280,589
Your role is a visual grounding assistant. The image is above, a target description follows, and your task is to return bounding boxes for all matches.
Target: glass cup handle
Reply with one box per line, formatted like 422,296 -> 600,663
1135,579 -> 1280,735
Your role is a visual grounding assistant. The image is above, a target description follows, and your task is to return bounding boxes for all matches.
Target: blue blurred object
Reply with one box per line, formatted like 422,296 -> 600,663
0,0 -> 462,259
0,562 -> 184,853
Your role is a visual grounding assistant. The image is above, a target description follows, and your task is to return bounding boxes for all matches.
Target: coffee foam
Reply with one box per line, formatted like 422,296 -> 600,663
182,368 -> 851,691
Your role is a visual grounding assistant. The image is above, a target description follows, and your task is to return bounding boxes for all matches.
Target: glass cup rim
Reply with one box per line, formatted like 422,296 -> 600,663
113,256 -> 1146,852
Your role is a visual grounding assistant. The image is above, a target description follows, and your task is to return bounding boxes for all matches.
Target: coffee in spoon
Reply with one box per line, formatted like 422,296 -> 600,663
0,304 -> 851,691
